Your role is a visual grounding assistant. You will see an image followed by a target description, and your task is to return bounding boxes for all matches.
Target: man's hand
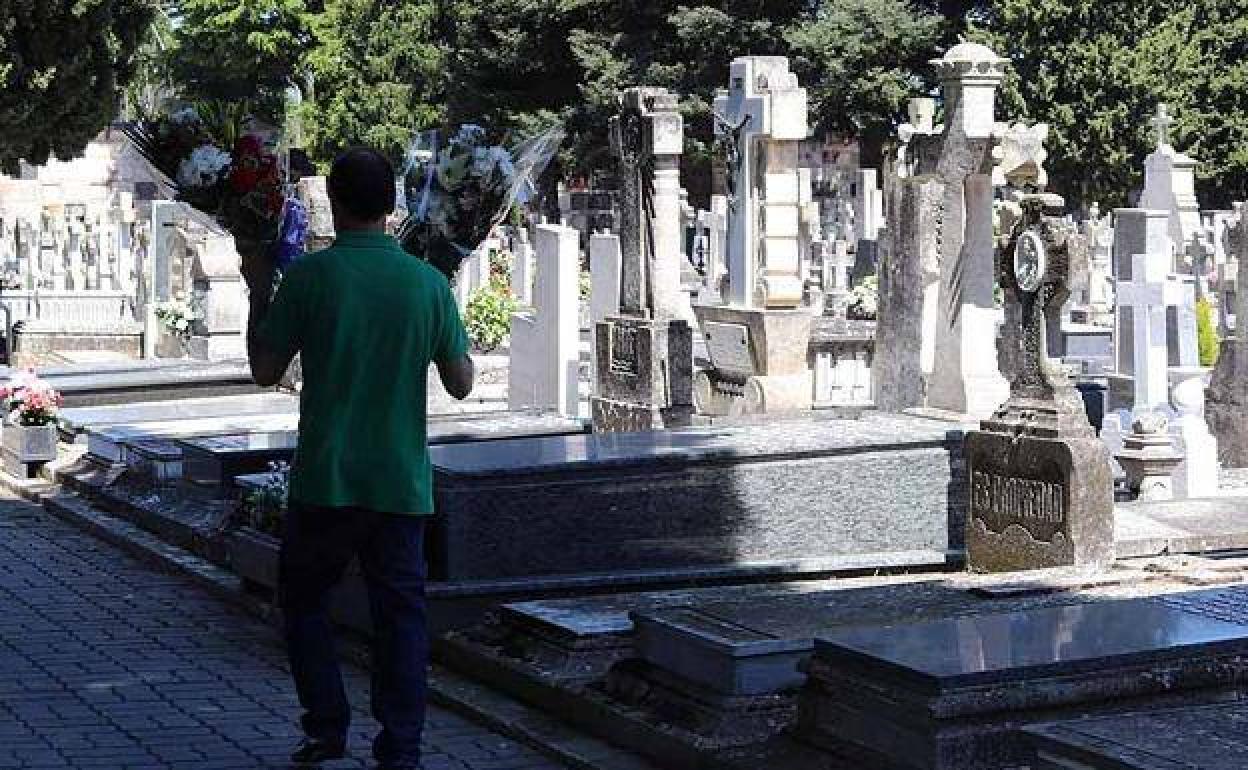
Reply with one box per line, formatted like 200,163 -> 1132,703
436,354 -> 474,401
240,246 -> 278,299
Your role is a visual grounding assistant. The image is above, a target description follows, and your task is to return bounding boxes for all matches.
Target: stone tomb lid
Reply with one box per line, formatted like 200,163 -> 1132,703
1025,701 -> 1248,770
431,413 -> 967,478
814,599 -> 1248,693
60,392 -> 298,434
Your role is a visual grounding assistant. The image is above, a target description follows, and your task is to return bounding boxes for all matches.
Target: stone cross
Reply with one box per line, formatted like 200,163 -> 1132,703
712,56 -> 808,309
610,86 -> 685,321
1151,103 -> 1173,148
1111,209 -> 1171,379
968,192 -> 1113,571
1140,103 -> 1201,270
1116,258 -> 1190,415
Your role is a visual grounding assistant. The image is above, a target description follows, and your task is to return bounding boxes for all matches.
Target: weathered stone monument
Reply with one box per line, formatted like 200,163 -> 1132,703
875,97 -> 942,411
694,57 -> 814,416
1208,205 -> 1248,466
874,44 -> 1019,417
923,43 -> 1012,417
590,87 -> 694,432
965,194 -> 1113,571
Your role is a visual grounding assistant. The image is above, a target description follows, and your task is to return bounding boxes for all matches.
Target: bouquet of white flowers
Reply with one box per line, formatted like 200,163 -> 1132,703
153,294 -> 203,340
396,124 -> 563,280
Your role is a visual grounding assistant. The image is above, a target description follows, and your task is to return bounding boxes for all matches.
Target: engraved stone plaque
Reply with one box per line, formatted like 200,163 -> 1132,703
703,321 -> 755,379
610,324 -> 641,377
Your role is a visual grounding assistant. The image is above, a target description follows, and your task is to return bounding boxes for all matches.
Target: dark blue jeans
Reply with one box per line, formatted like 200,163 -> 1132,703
279,503 -> 428,767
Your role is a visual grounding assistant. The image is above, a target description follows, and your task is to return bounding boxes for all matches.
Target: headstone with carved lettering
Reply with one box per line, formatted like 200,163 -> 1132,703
693,56 -> 814,417
591,87 -> 694,432
965,194 -> 1114,572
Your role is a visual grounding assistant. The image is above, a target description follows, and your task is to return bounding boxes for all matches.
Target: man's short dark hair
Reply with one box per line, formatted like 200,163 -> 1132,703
327,147 -> 396,221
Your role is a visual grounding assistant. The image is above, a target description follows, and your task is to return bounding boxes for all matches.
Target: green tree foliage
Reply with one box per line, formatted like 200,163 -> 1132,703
445,1 -> 809,204
0,0 -> 156,173
1197,296 -> 1220,367
302,0 -> 446,168
786,0 -> 943,165
973,0 -> 1248,209
169,0 -> 315,119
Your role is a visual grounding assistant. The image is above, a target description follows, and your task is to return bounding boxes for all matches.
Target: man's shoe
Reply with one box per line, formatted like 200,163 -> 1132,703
291,737 -> 346,765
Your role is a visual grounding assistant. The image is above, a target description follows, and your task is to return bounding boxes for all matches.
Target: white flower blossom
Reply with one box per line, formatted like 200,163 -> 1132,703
176,145 -> 232,189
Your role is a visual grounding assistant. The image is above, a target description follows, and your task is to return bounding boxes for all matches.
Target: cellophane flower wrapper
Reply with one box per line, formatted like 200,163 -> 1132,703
396,124 -> 563,280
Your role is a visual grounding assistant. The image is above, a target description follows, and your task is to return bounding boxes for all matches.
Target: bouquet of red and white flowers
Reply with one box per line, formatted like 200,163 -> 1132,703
124,107 -> 292,264
0,369 -> 63,427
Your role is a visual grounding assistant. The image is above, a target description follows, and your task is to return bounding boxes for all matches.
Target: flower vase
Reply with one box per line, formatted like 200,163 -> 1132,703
2,422 -> 57,479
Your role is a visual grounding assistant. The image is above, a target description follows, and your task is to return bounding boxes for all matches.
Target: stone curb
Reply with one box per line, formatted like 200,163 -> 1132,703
1,472 -> 656,770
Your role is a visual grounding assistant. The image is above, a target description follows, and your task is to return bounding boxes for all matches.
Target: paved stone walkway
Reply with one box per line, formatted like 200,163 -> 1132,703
0,497 -> 566,769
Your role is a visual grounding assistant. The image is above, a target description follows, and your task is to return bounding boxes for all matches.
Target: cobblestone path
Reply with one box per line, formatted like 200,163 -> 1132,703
0,497 -> 566,770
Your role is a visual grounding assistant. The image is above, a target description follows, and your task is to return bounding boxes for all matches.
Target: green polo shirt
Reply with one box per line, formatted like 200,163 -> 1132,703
258,231 -> 469,514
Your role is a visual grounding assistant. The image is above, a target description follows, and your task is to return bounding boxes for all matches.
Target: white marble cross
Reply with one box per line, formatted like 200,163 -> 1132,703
712,56 -> 808,309
1151,103 -> 1174,148
1116,255 -> 1188,414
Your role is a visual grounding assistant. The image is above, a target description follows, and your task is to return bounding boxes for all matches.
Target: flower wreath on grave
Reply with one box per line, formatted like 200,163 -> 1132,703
395,123 -> 564,280
0,369 -> 63,427
123,104 -> 306,278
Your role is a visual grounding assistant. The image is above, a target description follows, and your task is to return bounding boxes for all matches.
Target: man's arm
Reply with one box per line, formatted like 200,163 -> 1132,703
242,258 -> 297,388
436,354 -> 475,401
247,286 -> 297,387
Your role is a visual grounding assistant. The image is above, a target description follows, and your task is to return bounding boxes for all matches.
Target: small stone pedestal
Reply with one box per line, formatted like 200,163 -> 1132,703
591,316 -> 694,432
692,305 -> 813,416
966,194 -> 1114,573
1117,414 -> 1185,501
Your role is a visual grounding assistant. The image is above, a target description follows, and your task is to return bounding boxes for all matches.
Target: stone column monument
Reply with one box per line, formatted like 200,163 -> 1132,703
591,87 -> 695,432
924,43 -> 1012,418
874,97 -> 943,411
1207,205 -> 1248,466
965,194 -> 1114,572
693,56 -> 814,416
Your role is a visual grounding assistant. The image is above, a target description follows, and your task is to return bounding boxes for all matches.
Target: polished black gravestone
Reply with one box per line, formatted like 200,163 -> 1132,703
800,598 -> 1248,770
430,413 -> 968,583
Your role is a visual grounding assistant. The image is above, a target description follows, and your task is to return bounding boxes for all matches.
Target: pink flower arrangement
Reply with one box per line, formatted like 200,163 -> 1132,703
1,369 -> 63,427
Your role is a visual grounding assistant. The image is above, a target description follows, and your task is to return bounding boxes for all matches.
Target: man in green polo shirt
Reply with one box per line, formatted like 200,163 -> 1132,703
243,147 -> 473,769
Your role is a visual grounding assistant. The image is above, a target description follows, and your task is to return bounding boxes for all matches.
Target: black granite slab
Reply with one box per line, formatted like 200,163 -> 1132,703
801,591 -> 1248,770
815,601 -> 1248,692
430,413 -> 969,582
432,412 -> 963,477
1027,702 -> 1248,769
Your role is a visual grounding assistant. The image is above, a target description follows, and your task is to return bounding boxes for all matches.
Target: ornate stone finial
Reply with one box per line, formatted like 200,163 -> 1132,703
930,41 -> 1009,82
1150,103 -> 1173,149
993,121 -> 1050,190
